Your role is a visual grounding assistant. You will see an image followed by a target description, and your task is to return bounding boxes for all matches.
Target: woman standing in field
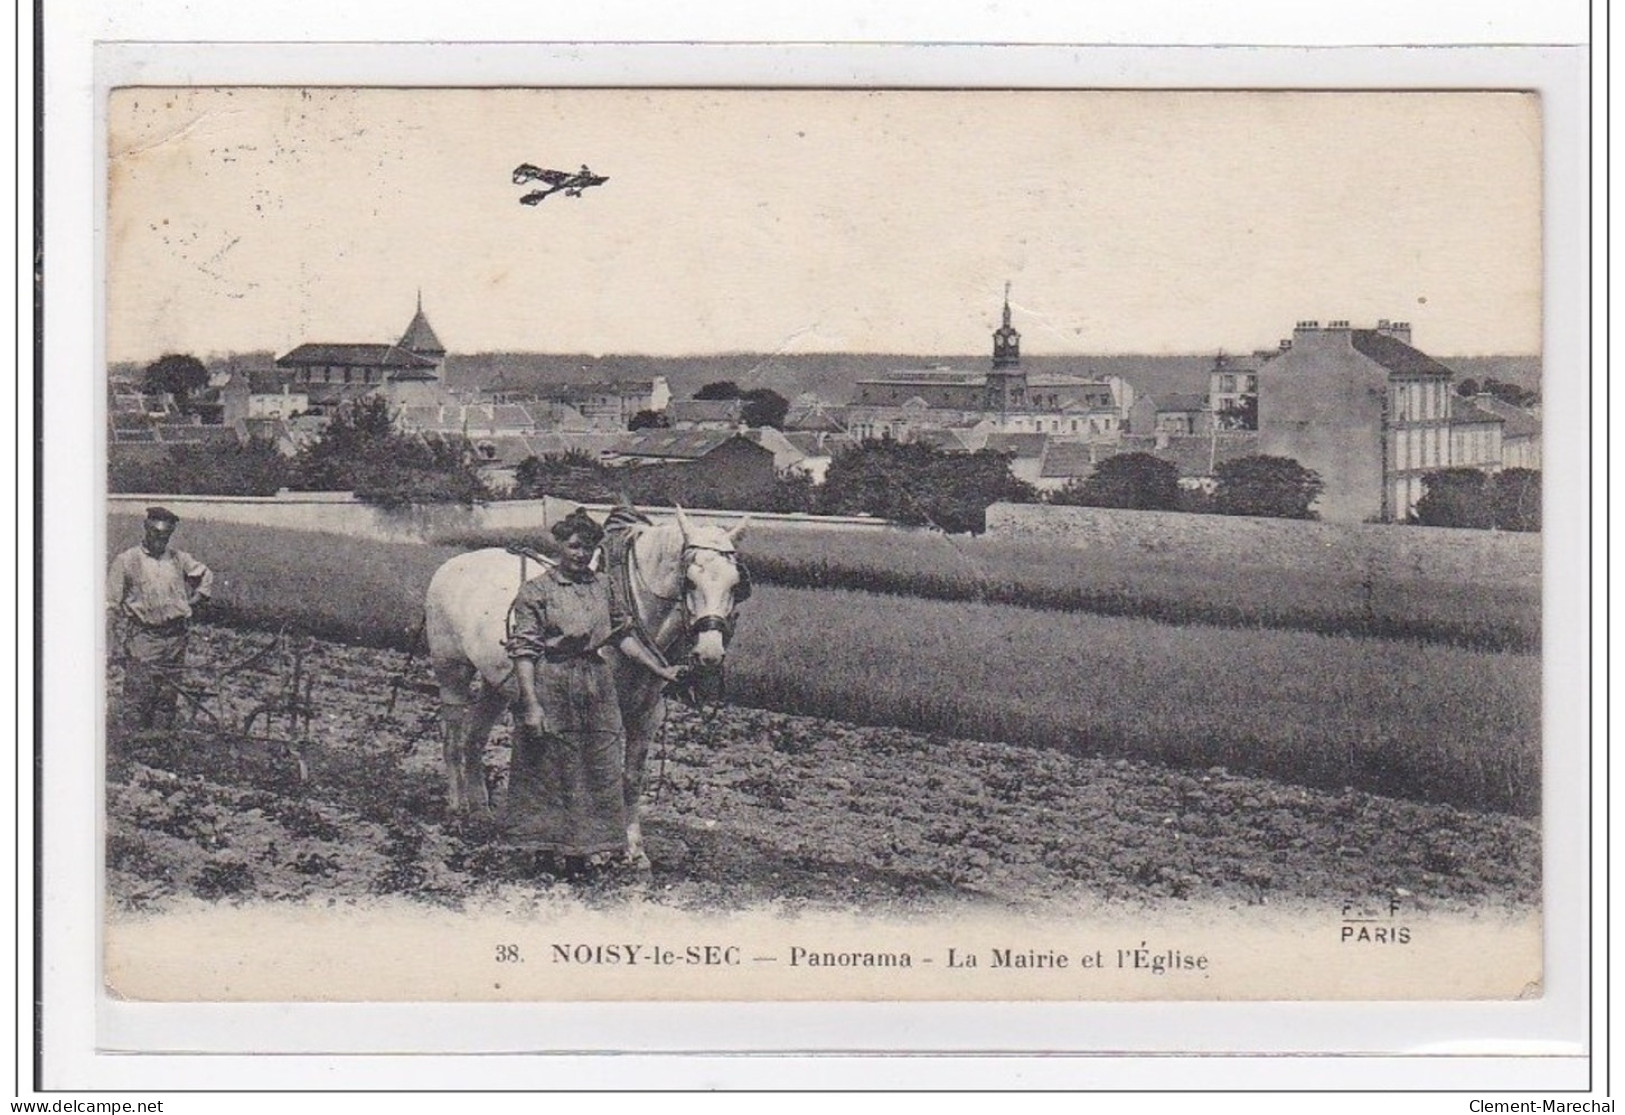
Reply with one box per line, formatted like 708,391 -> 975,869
505,508 -> 680,875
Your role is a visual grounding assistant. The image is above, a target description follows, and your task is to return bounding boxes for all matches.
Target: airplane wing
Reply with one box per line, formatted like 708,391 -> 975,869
518,189 -> 554,205
512,163 -> 571,186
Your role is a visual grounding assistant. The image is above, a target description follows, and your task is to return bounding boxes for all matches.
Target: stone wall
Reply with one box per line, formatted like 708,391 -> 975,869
985,503 -> 1540,587
107,492 -> 901,543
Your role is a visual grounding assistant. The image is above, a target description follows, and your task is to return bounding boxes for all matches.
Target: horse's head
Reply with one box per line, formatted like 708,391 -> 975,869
673,506 -> 751,666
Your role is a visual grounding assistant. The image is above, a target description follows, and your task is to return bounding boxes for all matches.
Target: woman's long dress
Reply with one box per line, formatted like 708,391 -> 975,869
504,566 -> 628,857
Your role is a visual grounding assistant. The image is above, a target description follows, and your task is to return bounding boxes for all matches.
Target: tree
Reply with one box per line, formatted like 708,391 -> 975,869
1411,467 -> 1493,529
1212,455 -> 1323,519
1490,468 -> 1540,532
142,354 -> 210,414
694,380 -> 742,400
293,395 -> 490,507
740,388 -> 790,429
1478,377 -> 1539,408
818,440 -> 1035,533
512,450 -> 622,503
292,394 -> 399,491
1051,452 -> 1180,511
628,408 -> 670,430
1455,377 -> 1480,398
691,381 -> 789,429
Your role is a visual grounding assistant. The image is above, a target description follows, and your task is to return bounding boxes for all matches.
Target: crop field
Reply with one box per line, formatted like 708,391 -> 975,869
106,625 -> 1540,912
436,523 -> 1539,652
107,512 -> 1540,815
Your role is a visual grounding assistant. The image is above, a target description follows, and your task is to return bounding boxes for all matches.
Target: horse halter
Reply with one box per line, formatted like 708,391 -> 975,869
677,543 -> 750,646
622,535 -> 750,658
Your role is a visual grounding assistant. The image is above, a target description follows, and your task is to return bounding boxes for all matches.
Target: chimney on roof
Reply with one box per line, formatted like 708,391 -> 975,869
1374,318 -> 1413,345
1291,320 -> 1345,350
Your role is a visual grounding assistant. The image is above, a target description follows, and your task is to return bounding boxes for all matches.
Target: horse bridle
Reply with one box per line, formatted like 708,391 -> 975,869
626,540 -> 751,659
675,544 -> 750,648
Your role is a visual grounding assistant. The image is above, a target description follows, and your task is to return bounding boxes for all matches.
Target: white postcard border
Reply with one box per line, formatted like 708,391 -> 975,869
37,35 -> 1596,1091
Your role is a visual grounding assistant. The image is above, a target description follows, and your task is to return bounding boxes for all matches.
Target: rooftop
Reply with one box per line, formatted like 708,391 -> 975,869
612,430 -> 754,460
1469,394 -> 1542,439
1156,393 -> 1209,413
277,343 -> 439,370
667,398 -> 746,423
1037,441 -> 1104,479
1116,433 -> 1260,478
1450,399 -> 1505,427
1349,329 -> 1455,379
857,370 -> 985,387
983,432 -> 1049,459
397,300 -> 446,357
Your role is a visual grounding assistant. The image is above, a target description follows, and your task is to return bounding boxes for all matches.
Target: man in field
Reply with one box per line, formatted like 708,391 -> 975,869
106,506 -> 215,734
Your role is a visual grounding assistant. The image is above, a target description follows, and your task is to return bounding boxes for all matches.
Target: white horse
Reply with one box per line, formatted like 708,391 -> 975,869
423,506 -> 750,863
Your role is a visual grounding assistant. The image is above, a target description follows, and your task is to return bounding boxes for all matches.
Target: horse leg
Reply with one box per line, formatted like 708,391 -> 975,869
621,679 -> 665,870
433,659 -> 479,819
464,686 -> 507,817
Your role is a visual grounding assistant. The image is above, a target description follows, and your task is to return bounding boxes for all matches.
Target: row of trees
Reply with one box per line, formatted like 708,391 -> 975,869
511,441 -> 1029,533
113,393 -> 1536,533
512,449 -> 817,518
1455,376 -> 1539,408
1410,467 -> 1540,532
111,396 -> 494,508
1049,452 -> 1324,520
513,444 -> 1322,533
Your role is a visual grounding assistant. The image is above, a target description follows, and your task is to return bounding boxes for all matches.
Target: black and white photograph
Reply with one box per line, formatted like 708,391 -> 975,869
97,83 -> 1553,1005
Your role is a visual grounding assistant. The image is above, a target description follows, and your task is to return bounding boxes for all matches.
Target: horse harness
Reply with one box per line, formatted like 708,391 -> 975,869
604,521 -> 751,708
502,530 -> 750,699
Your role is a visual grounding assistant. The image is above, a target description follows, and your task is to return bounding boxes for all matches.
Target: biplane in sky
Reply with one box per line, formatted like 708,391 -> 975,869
512,163 -> 610,204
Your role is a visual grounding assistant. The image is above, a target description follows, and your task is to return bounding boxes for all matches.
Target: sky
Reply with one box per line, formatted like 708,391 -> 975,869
106,88 -> 1543,362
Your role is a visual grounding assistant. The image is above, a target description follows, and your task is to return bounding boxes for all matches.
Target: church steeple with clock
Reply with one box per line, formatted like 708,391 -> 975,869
985,282 -> 1027,410
992,281 -> 1021,368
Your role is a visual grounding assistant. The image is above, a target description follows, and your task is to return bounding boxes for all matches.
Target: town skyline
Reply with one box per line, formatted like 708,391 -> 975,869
108,88 -> 1542,364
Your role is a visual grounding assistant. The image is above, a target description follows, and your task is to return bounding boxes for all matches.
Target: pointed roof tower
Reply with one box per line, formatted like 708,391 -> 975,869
398,290 -> 446,358
992,281 -> 1021,369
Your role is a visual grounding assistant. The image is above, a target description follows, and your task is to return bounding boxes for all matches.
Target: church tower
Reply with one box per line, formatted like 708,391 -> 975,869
992,281 -> 1021,369
985,282 -> 1026,411
398,290 -> 447,362
388,290 -> 447,405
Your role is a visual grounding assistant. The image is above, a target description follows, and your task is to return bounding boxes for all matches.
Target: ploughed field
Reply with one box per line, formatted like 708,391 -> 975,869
108,515 -> 1541,816
106,625 -> 1540,914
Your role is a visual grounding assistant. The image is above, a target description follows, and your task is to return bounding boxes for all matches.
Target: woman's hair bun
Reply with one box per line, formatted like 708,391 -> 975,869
550,507 -> 606,545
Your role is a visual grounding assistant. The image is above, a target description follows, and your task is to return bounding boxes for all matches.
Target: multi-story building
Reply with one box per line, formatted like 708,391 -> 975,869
275,296 -> 448,411
1129,393 -> 1210,437
220,369 -> 310,426
1470,393 -> 1542,470
1448,399 -> 1506,473
1208,349 -> 1275,429
1258,318 -> 1464,522
849,287 -> 1129,442
539,377 -> 672,431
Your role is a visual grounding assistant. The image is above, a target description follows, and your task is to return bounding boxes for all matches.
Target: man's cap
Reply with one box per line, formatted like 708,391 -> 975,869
144,506 -> 180,528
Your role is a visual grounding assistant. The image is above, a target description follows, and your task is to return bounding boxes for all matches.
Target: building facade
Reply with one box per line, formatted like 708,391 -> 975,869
1257,319 -> 1462,522
849,288 -> 1128,442
275,298 -> 449,412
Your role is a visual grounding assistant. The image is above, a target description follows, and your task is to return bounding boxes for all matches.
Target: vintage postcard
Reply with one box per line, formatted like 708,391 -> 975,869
99,83 -> 1553,1012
